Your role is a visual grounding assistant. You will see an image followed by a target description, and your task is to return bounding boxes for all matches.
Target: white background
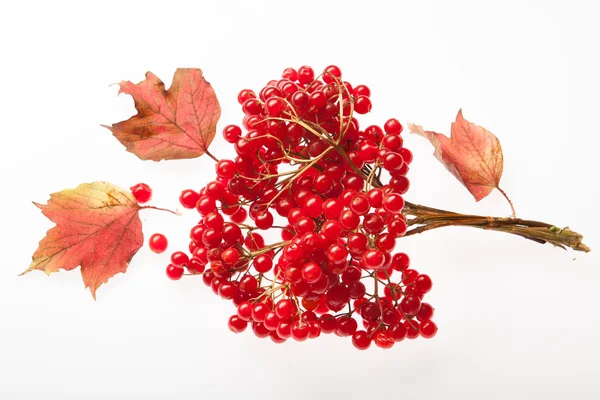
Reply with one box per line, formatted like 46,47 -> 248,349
1,1 -> 599,399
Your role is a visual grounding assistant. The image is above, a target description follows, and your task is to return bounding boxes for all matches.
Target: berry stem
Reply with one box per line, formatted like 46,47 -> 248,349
403,201 -> 590,252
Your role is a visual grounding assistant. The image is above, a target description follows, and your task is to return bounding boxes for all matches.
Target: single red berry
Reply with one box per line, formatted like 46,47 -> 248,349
130,183 -> 152,203
415,274 -> 433,293
282,67 -> 298,81
322,198 -> 343,220
253,254 -> 273,273
310,91 -> 327,110
336,317 -> 358,336
374,331 -> 395,349
400,295 -> 422,316
292,91 -> 310,110
251,303 -> 269,322
223,125 -> 242,143
149,233 -> 168,254
301,262 -> 323,284
237,89 -> 256,104
420,321 -> 438,339
390,176 -> 410,194
339,209 -> 360,230
242,98 -> 263,116
382,193 -> 405,214
275,299 -> 297,321
375,233 -> 396,253
354,96 -> 372,114
323,65 -> 342,84
326,244 -> 348,264
255,211 -> 274,230
353,84 -> 371,97
265,97 -> 285,116
237,275 -> 257,294
252,322 -> 271,338
362,249 -> 385,270
291,321 -> 310,342
342,234 -> 365,257
221,247 -> 241,265
170,251 -> 189,266
388,217 -> 408,237
391,252 -> 410,271
264,311 -> 281,330
228,315 -> 248,334
352,330 -> 371,350
417,303 -> 435,322
399,148 -> 413,164
384,118 -> 403,135
179,189 -> 200,209
166,264 -> 184,280
237,301 -> 253,321
298,65 -> 315,85
215,159 -> 236,179
363,213 -> 385,234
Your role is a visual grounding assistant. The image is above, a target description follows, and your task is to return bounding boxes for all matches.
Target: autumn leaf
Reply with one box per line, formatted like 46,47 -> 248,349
103,68 -> 221,161
21,182 -> 144,299
409,110 -> 514,216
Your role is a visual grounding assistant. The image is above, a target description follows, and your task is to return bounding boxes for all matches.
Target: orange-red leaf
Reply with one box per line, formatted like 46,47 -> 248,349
21,182 -> 143,299
104,68 -> 221,161
409,110 -> 504,201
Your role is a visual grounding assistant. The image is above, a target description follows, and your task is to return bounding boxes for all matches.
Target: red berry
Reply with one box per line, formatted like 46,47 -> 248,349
149,233 -> 168,254
353,85 -> 371,97
253,254 -> 273,273
130,183 -> 152,203
352,330 -> 371,350
420,321 -> 438,339
382,194 -> 404,214
374,331 -> 395,349
275,299 -> 297,321
362,249 -> 385,270
391,252 -> 410,271
415,274 -> 433,293
228,315 -> 248,334
282,67 -> 298,81
237,89 -> 256,104
301,262 -> 323,284
166,264 -> 184,280
216,159 -> 236,179
384,118 -> 403,135
354,96 -> 372,114
400,295 -> 422,316
326,244 -> 348,264
298,65 -> 315,84
336,317 -> 358,336
323,65 -> 342,84
222,247 -> 241,265
179,189 -> 200,209
291,321 -> 310,341
223,125 -> 242,143
170,251 -> 189,266
417,303 -> 435,322
251,303 -> 269,322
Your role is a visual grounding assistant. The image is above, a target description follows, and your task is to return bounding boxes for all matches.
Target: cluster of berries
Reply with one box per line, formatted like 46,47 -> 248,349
137,65 -> 437,349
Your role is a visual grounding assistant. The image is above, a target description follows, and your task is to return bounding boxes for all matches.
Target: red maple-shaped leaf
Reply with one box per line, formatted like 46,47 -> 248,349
21,182 -> 144,298
409,110 -> 514,215
104,68 -> 221,161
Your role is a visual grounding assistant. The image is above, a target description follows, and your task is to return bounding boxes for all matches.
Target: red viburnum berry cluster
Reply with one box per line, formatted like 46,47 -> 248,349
143,65 -> 437,349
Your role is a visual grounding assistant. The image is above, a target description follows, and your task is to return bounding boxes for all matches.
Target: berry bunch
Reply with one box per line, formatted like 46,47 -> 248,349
145,65 -> 437,349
